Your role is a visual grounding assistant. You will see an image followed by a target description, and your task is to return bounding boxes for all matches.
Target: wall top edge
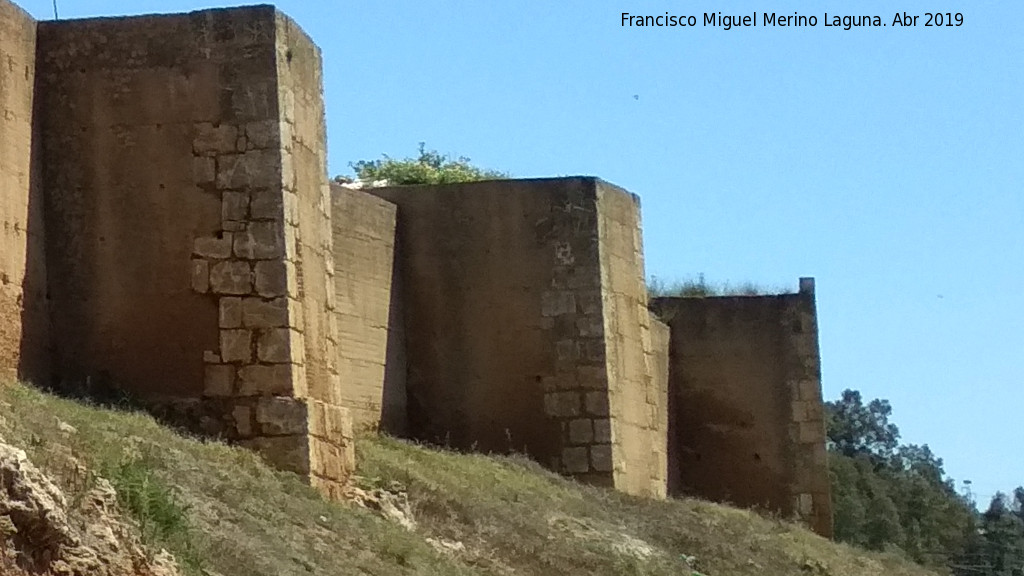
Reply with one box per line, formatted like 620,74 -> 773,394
34,3 -> 277,27
331,176 -> 608,193
1,0 -> 37,25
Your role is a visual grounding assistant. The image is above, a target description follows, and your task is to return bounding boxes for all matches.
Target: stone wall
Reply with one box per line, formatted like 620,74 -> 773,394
267,12 -> 352,499
0,0 -> 46,382
330,187 -> 403,433
367,177 -> 667,497
595,182 -> 667,498
33,6 -> 353,499
0,0 -> 833,518
650,279 -> 832,537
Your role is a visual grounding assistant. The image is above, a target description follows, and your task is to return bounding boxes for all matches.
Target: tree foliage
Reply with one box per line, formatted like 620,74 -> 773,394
825,389 -> 900,460
338,143 -> 507,186
825,389 -> 999,573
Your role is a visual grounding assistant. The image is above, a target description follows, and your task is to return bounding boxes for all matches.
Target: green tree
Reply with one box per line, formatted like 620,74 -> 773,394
825,389 -> 900,461
826,390 -> 976,570
979,493 -> 1024,576
338,143 -> 507,186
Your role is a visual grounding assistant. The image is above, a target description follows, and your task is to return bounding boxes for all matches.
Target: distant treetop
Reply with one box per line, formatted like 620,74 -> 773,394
336,143 -> 508,186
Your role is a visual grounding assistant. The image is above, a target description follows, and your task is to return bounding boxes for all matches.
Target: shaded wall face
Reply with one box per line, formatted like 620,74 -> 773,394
32,8 -> 354,498
0,0 -> 46,381
595,182 -> 667,497
652,291 -> 832,537
35,8 -> 284,399
369,178 -> 609,474
330,186 -> 401,433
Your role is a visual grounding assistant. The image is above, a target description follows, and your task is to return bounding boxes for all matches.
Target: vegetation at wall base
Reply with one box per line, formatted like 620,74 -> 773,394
0,381 -> 937,576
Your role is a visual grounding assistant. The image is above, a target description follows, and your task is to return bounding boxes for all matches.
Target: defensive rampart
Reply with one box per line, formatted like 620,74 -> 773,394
650,279 -> 833,536
0,0 -> 832,536
360,178 -> 667,497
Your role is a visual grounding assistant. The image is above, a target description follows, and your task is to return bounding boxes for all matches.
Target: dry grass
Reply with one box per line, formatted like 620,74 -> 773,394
0,382 -> 941,576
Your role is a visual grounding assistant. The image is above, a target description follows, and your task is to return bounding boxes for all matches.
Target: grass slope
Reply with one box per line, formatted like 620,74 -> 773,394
0,382 -> 939,576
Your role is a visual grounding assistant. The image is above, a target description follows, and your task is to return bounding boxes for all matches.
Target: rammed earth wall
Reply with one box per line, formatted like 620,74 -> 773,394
364,177 -> 668,498
0,0 -> 833,531
650,279 -> 833,537
32,5 -> 353,498
330,187 -> 403,434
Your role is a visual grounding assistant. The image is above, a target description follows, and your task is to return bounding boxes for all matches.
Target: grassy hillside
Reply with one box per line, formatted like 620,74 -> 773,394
0,382 -> 940,576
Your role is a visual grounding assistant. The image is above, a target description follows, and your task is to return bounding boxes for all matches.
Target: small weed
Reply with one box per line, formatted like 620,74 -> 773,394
103,458 -> 204,573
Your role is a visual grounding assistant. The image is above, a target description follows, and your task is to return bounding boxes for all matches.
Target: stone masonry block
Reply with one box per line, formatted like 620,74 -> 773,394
576,366 -> 608,389
254,261 -> 289,297
209,261 -> 252,294
203,350 -> 221,363
590,444 -> 613,472
245,120 -> 279,150
233,221 -> 283,260
190,259 -> 209,293
544,392 -> 581,418
257,328 -> 291,363
222,191 -> 249,222
232,404 -> 253,437
555,340 -> 578,363
194,234 -> 232,259
286,298 -> 304,330
310,438 -> 350,481
256,397 -> 309,436
577,292 -> 602,315
203,364 -> 234,397
240,435 -> 309,475
593,419 -> 612,443
250,188 -> 283,220
568,419 -> 594,444
796,493 -> 814,516
584,392 -> 610,417
562,447 -> 589,474
575,316 -> 604,338
237,364 -> 293,396
798,379 -> 820,401
542,291 -> 576,317
242,297 -> 288,328
194,123 -> 238,155
216,149 -> 281,190
282,191 -> 300,224
792,400 -> 809,422
284,224 -> 299,262
192,156 -> 215,185
220,329 -> 253,363
219,297 -> 242,329
309,402 -> 354,441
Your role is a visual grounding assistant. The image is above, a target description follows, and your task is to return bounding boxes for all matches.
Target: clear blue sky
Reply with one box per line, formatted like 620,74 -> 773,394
18,0 -> 1023,505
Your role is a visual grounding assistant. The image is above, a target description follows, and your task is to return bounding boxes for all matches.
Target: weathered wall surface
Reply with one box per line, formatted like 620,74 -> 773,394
594,182 -> 667,498
650,279 -> 832,536
268,13 -> 352,498
645,315 -> 670,498
36,9 -> 259,399
368,177 -> 664,496
34,7 -> 353,497
0,0 -> 46,382
330,186 -> 401,433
